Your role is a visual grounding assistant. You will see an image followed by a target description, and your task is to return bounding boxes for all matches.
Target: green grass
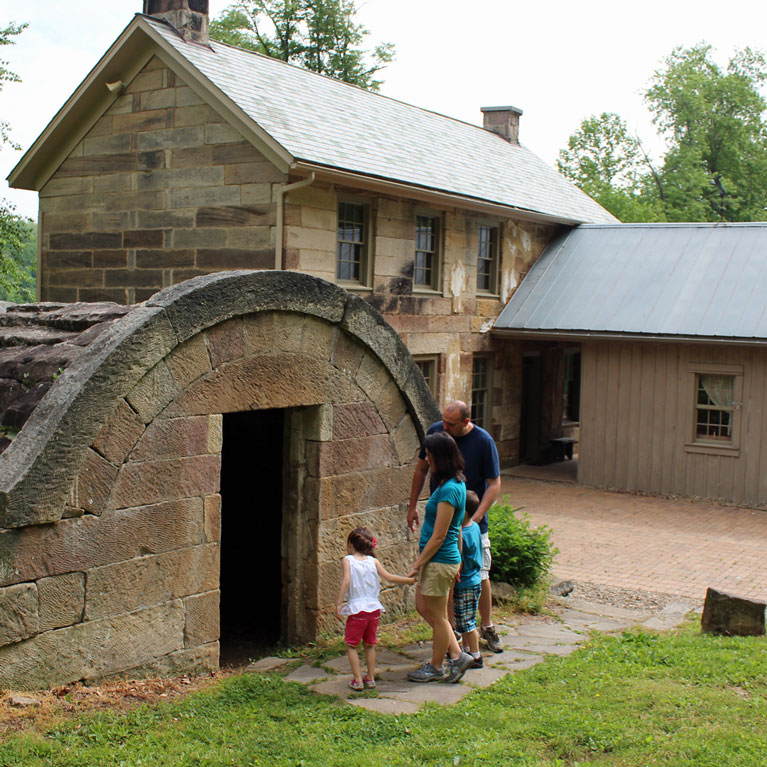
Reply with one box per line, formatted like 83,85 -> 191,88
2,621 -> 766,766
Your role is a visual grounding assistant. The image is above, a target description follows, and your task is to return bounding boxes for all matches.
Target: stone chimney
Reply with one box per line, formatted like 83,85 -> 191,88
144,0 -> 209,43
481,105 -> 523,144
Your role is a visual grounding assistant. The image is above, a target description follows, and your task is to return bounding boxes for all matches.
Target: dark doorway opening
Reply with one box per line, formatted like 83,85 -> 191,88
520,354 -> 542,463
219,409 -> 284,666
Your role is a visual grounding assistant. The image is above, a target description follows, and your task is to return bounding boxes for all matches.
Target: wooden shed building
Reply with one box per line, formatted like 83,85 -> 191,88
494,222 -> 767,507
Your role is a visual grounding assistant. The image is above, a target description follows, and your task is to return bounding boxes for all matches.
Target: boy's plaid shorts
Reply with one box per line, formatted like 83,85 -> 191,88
453,583 -> 482,634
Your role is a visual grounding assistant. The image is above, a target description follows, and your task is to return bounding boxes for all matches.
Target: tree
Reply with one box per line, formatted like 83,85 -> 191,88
557,113 -> 664,222
210,0 -> 394,91
560,44 -> 767,223
1,21 -> 35,301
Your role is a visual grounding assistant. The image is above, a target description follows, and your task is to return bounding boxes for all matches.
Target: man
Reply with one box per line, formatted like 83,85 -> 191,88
408,401 -> 503,653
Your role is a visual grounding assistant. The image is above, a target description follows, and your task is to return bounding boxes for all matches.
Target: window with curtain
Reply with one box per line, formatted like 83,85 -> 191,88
695,374 -> 735,441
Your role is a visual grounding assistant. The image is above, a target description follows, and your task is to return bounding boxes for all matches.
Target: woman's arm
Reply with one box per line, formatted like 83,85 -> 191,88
410,500 -> 455,573
336,557 -> 351,620
375,558 -> 416,585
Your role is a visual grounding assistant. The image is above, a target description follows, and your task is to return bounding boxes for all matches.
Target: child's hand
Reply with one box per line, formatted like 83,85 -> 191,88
336,606 -> 344,621
405,576 -> 417,585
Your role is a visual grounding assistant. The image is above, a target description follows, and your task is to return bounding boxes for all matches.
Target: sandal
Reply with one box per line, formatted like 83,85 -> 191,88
362,676 -> 376,689
348,679 -> 364,691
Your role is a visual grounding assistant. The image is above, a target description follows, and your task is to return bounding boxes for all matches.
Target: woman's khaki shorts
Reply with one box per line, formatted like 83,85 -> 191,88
418,561 -> 460,597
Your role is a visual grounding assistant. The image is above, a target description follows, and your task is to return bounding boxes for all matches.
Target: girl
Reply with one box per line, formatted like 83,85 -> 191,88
336,527 -> 415,691
407,431 -> 474,684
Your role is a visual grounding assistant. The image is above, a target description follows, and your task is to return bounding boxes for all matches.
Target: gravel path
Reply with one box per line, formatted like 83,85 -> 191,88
565,580 -> 703,611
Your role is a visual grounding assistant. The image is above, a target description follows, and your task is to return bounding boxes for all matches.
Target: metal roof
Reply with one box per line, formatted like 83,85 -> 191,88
494,223 -> 767,341
141,18 -> 614,224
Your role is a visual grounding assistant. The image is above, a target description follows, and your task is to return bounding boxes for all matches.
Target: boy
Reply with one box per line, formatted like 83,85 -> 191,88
453,490 -> 484,668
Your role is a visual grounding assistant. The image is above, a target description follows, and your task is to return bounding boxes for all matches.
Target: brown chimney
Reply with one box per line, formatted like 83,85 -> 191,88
144,0 -> 209,43
481,106 -> 523,144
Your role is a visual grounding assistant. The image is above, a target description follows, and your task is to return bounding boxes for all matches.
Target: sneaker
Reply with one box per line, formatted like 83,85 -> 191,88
481,625 -> 503,653
443,651 -> 473,684
348,679 -> 364,691
469,654 -> 483,669
407,662 -> 445,683
453,628 -> 463,644
362,676 -> 376,689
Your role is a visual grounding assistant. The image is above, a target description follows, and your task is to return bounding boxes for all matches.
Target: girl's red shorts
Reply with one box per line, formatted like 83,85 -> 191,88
344,609 -> 381,646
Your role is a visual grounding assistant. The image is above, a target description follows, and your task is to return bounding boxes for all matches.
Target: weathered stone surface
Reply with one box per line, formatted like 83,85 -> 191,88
0,499 -> 204,587
85,543 -> 220,619
0,601 -> 185,689
9,695 -> 41,707
312,434 -> 398,477
701,587 -> 766,636
126,361 -> 180,424
70,448 -> 119,514
37,572 -> 85,631
106,454 -> 220,510
203,494 -> 221,542
390,413 -> 421,464
92,399 -> 146,465
206,318 -> 245,368
146,271 -> 348,344
124,641 -> 219,679
165,333 -> 211,390
163,355 -> 364,418
184,589 -> 220,647
332,402 -> 386,440
129,416 -> 211,462
0,582 -> 38,647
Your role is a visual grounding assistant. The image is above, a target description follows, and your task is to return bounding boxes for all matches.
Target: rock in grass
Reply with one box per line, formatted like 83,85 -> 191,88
491,581 -> 517,605
701,587 -> 766,636
550,579 -> 574,597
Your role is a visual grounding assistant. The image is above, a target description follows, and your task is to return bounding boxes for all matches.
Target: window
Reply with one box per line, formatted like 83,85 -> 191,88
414,214 -> 440,290
471,356 -> 491,428
337,201 -> 368,283
414,356 -> 439,397
695,374 -> 735,442
686,363 -> 743,455
477,224 -> 499,293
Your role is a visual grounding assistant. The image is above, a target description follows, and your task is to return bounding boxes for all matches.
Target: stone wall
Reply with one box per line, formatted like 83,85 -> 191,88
39,56 -> 285,304
0,272 -> 434,689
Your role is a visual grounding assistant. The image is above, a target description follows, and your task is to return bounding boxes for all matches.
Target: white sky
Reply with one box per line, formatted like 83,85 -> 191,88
2,0 -> 767,220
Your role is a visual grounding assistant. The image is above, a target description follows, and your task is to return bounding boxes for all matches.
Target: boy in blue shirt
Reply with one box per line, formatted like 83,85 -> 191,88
454,490 -> 484,668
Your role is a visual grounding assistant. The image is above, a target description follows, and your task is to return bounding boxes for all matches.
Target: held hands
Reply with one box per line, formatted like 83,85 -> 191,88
404,575 -> 417,585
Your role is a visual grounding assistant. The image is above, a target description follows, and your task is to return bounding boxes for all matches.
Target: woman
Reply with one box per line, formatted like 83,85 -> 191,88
407,431 -> 474,684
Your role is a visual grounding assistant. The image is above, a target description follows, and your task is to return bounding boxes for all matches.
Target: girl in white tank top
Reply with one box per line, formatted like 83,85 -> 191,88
336,527 -> 416,691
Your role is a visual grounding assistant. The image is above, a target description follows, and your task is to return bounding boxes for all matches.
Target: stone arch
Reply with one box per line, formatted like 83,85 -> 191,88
0,271 -> 438,688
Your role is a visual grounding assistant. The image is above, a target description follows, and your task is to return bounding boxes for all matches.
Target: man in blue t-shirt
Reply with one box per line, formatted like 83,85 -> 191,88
408,401 -> 503,653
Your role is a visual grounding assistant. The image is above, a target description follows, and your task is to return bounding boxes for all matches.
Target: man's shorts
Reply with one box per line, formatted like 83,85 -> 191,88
454,584 -> 482,633
344,609 -> 381,646
419,561 -> 461,597
480,532 -> 492,581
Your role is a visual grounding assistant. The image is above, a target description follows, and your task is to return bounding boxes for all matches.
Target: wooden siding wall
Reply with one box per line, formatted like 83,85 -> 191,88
580,340 -> 767,507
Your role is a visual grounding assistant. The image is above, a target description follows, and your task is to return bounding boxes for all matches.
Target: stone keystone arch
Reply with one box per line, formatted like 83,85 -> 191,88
0,270 -> 439,688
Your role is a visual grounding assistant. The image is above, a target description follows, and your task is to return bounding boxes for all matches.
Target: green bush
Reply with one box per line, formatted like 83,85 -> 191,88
488,497 -> 557,588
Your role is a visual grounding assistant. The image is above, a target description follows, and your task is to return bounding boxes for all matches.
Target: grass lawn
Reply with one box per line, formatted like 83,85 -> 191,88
1,619 -> 765,766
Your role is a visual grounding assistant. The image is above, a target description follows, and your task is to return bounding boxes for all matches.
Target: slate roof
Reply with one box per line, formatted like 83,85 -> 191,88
9,14 -> 615,226
143,17 -> 613,224
494,223 -> 767,341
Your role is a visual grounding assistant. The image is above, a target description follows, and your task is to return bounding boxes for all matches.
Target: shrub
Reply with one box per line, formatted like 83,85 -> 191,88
487,497 -> 557,588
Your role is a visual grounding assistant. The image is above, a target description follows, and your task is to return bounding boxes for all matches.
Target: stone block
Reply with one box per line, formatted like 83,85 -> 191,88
332,402 -> 386,440
136,249 -> 195,269
391,413 -> 421,464
170,186 -> 241,209
203,494 -> 222,543
112,109 -> 172,134
123,229 -> 165,248
301,404 -> 333,442
207,414 -> 223,454
175,86 -> 205,107
163,356 -> 363,419
58,154 -> 137,177
331,330 -> 366,378
284,184 -> 335,209
126,69 -> 164,93
165,333 -> 212,389
82,133 -> 132,156
93,173 -> 134,195
226,226 -> 273,250
126,360 -> 180,423
205,124 -> 246,145
196,204 -> 275,228
170,146 -> 214,169
92,399 -> 147,465
135,126 -> 203,152
0,601 -> 185,689
93,251 -> 129,269
242,313 -> 275,356
224,161 -> 284,185
49,232 -> 122,251
286,226 -> 336,252
107,454 -> 221,510
70,448 -> 119,515
206,318 -> 245,368
37,572 -> 85,631
42,211 -> 90,233
137,209 -> 196,229
174,104 -> 220,127
104,190 -> 165,211
85,544 -> 220,620
43,250 -> 92,269
196,248 -> 274,269
126,641 -> 219,679
40,177 -> 94,198
701,587 -> 766,636
315,434 -> 397,477
356,357 -> 407,431
210,143 -> 261,167
173,227 -> 227,249
0,583 -> 38,648
240,183 -> 274,205
137,166 -> 224,191
140,87 -> 177,110
129,416 -> 211,462
184,590 -> 220,647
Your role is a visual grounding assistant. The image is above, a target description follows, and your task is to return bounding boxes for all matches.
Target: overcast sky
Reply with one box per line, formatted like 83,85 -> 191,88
3,0 -> 767,219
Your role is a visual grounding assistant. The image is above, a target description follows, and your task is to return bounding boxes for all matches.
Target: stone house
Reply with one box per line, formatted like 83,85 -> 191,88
0,1 -> 612,688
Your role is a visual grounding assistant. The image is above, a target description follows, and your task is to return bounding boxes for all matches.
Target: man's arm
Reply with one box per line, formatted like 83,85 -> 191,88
471,475 -> 501,525
407,457 -> 429,532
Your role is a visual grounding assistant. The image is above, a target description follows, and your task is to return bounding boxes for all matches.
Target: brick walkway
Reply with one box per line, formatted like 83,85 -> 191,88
500,475 -> 767,603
